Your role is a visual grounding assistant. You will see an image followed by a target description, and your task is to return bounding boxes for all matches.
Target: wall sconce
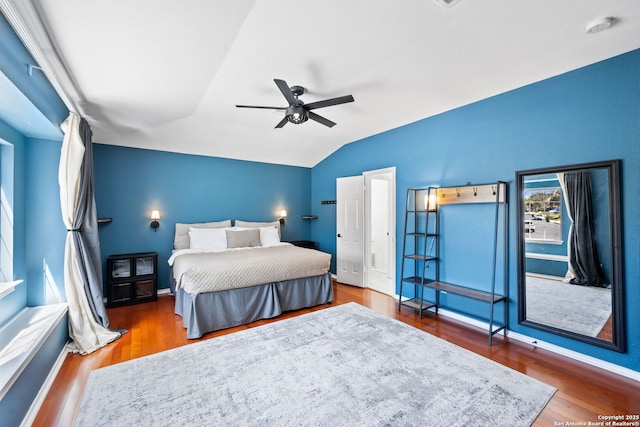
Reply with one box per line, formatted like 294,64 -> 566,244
279,209 -> 287,225
150,210 -> 160,231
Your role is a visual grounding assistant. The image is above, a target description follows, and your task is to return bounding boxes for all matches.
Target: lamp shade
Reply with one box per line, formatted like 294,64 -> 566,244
151,210 -> 160,220
424,194 -> 437,210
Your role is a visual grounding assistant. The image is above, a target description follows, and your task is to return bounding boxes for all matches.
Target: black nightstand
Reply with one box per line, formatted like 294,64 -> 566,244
106,252 -> 157,307
287,240 -> 317,249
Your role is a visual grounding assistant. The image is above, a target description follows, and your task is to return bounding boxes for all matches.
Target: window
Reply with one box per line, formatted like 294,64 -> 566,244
523,179 -> 563,244
0,141 -> 14,282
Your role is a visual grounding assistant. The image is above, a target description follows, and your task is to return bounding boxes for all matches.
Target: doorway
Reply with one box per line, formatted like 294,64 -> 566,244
364,168 -> 396,295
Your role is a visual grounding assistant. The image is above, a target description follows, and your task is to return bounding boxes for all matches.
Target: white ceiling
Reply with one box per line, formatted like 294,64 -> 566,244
11,0 -> 640,167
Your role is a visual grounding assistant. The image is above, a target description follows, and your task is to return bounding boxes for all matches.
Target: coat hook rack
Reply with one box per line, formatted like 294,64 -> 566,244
433,182 -> 506,206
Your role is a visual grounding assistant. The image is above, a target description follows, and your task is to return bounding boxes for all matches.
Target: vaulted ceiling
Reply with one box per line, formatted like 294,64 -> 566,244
4,0 -> 640,166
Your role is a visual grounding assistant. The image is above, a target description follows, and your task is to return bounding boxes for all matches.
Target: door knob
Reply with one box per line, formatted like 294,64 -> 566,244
337,233 -> 342,237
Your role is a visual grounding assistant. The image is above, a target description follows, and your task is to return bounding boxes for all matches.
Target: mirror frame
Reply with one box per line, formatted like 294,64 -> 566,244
516,159 -> 625,352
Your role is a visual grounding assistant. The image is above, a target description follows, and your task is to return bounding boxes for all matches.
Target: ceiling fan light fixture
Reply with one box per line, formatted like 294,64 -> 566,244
238,78 -> 353,128
286,105 -> 308,124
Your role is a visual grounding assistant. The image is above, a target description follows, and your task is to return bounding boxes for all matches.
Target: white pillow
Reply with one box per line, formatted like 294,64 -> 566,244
260,227 -> 281,247
174,220 -> 231,250
188,227 -> 228,250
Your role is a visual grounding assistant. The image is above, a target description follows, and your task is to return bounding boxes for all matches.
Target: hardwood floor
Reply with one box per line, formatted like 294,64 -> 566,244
33,283 -> 639,426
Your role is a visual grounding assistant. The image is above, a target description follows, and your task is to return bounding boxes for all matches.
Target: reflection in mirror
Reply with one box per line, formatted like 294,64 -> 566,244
516,160 -> 625,352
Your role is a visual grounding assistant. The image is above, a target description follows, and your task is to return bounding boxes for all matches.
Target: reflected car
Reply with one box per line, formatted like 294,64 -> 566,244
524,220 -> 535,232
533,214 -> 545,220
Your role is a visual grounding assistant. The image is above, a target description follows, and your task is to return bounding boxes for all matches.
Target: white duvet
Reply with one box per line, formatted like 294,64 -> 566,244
169,243 -> 331,295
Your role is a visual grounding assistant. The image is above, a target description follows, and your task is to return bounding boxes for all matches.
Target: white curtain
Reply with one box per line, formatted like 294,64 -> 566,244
59,112 -> 121,354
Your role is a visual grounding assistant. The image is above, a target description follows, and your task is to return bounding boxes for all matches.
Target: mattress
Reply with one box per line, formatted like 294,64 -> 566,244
169,243 -> 331,295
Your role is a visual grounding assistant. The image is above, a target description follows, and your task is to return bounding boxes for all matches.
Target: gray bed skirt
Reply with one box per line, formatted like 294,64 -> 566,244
174,272 -> 334,339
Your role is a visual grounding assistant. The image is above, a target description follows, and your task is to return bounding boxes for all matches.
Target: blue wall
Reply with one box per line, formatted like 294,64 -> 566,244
310,49 -> 640,371
25,138 -> 67,306
93,144 -> 312,291
0,118 -> 27,325
0,123 -> 66,313
0,120 -> 68,426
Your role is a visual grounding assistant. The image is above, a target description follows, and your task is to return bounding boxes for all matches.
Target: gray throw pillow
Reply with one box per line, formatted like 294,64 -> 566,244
226,229 -> 261,248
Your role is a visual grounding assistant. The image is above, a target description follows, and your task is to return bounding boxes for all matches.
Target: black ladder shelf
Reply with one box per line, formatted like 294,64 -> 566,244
398,188 -> 438,314
398,182 -> 508,345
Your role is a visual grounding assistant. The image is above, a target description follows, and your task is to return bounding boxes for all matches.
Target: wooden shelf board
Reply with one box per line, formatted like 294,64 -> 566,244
403,254 -> 437,261
400,298 -> 436,311
402,276 -> 436,286
425,281 -> 506,303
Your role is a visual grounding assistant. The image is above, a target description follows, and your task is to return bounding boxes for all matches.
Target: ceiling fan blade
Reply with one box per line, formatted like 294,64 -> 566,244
305,95 -> 354,111
275,116 -> 289,128
308,111 -> 336,128
236,105 -> 287,110
274,79 -> 298,106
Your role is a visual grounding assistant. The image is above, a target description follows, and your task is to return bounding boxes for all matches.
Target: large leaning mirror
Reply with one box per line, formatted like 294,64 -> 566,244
516,160 -> 625,352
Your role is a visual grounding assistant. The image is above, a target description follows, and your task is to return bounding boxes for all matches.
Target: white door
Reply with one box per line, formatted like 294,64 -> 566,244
364,168 -> 396,295
336,176 -> 364,287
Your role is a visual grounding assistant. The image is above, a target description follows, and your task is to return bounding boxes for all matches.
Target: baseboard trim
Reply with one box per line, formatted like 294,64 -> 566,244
394,296 -> 640,383
20,344 -> 69,427
506,330 -> 640,382
438,308 -> 640,382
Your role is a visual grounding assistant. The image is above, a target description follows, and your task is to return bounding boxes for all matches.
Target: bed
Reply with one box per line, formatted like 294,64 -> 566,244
169,220 -> 333,338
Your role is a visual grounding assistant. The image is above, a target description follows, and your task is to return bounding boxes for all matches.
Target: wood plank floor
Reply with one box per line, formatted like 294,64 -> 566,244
33,283 -> 640,426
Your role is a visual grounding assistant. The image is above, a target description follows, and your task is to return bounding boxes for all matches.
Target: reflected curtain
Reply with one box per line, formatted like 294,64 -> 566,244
558,171 -> 608,287
59,112 -> 121,354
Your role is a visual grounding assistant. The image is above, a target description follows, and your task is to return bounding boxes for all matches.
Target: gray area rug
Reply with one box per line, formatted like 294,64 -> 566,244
526,275 -> 611,337
75,303 -> 555,426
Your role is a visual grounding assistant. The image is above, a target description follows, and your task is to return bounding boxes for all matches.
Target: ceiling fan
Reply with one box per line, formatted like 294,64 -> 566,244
236,79 -> 354,128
